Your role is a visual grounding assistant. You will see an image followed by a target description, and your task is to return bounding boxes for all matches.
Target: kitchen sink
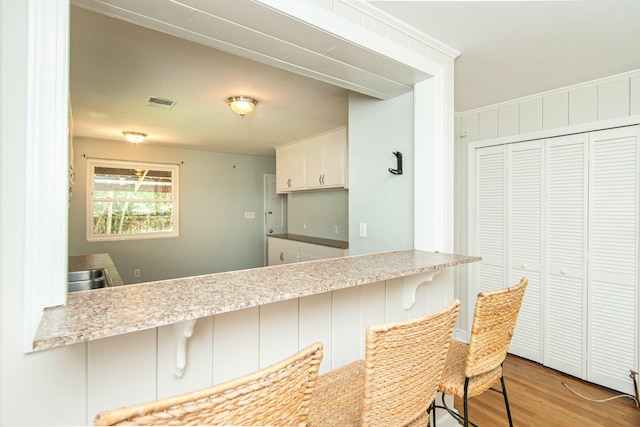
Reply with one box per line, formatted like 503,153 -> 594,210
68,268 -> 107,292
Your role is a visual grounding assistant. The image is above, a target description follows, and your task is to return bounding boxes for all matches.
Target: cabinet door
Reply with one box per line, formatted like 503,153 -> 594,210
304,143 -> 346,189
304,146 -> 324,189
276,145 -> 304,192
507,141 -> 543,362
321,142 -> 346,187
544,133 -> 588,378
469,145 -> 507,328
267,238 -> 298,265
587,126 -> 639,394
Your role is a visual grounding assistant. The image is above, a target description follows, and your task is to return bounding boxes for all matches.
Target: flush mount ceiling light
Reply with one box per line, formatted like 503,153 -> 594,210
226,96 -> 258,117
122,131 -> 147,144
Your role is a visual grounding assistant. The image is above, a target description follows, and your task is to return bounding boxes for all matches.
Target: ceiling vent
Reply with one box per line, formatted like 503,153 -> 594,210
147,96 -> 177,110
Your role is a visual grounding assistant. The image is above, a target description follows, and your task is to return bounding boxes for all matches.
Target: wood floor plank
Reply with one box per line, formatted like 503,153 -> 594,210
453,355 -> 640,426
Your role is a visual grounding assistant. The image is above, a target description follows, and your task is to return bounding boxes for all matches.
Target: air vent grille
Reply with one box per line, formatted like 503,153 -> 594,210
147,96 -> 177,110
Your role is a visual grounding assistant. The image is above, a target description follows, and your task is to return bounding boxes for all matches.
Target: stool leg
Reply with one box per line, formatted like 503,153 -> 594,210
463,378 -> 470,427
501,375 -> 513,427
430,401 -> 436,427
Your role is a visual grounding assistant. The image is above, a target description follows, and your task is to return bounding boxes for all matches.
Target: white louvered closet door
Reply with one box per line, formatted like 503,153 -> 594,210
544,134 -> 588,378
470,145 -> 507,328
587,126 -> 639,394
507,141 -> 543,362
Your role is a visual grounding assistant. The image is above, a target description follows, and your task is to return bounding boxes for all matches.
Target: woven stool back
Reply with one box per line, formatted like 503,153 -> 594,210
465,277 -> 528,378
361,299 -> 461,426
94,342 -> 323,426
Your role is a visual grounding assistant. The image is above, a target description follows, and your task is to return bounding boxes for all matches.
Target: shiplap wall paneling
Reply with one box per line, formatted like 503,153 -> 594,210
332,286 -> 365,369
260,299 -> 300,368
631,76 -> 640,115
461,113 -> 479,142
361,280 -> 386,328
507,141 -> 543,362
416,269 -> 456,316
87,329 -> 157,425
28,342 -> 86,426
519,98 -> 543,134
299,292 -> 333,374
478,109 -> 498,141
455,115 -> 470,332
544,133 -> 588,378
498,104 -> 519,138
212,307 -> 260,384
569,86 -> 597,126
587,126 -> 639,394
597,79 -> 630,121
543,92 -> 569,130
157,317 -> 214,399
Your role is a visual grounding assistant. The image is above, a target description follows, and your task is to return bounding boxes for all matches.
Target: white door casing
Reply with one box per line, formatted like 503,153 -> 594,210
264,174 -> 287,265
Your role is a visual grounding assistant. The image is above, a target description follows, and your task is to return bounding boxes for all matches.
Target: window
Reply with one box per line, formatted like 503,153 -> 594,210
87,159 -> 179,241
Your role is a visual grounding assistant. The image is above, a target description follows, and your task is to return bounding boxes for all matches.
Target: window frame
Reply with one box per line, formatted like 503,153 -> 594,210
86,158 -> 180,242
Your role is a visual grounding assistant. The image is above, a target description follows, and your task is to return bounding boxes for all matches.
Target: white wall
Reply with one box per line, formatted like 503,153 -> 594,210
1,1 -> 88,425
287,190 -> 349,241
69,138 -> 275,283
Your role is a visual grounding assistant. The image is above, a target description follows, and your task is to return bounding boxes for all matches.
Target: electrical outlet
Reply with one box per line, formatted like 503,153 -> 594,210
359,223 -> 367,238
333,224 -> 339,234
134,268 -> 141,278
303,222 -> 307,230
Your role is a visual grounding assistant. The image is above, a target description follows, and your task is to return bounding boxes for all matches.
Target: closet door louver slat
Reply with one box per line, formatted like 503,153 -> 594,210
587,127 -> 639,394
545,134 -> 587,378
508,142 -> 543,362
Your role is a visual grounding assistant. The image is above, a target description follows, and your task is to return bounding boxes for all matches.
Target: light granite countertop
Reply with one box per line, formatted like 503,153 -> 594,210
268,233 -> 349,249
33,250 -> 480,351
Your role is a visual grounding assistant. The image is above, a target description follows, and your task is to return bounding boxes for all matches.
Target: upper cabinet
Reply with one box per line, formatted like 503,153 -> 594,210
276,127 -> 348,193
276,143 -> 305,191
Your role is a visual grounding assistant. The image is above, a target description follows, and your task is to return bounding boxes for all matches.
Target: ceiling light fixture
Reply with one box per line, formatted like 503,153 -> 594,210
122,131 -> 147,144
226,96 -> 258,117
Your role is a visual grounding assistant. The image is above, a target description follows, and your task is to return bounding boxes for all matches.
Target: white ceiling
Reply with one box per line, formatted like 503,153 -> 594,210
70,6 -> 350,157
70,1 -> 640,156
372,0 -> 640,112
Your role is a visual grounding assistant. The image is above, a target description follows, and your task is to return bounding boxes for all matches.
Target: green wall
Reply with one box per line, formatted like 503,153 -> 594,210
68,138 -> 275,284
348,91 -> 415,255
287,190 -> 349,241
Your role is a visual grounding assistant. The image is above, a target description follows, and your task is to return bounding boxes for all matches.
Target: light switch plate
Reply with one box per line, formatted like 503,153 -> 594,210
359,222 -> 367,238
244,211 -> 256,219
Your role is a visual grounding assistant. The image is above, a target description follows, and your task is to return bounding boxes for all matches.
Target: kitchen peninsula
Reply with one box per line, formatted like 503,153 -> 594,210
34,250 -> 479,351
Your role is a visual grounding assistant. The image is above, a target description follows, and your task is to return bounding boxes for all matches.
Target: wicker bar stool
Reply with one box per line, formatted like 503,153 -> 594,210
94,342 -> 323,426
308,300 -> 461,427
434,277 -> 528,427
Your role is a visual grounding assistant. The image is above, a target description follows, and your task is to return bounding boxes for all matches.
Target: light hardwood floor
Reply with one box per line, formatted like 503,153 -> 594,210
451,355 -> 640,426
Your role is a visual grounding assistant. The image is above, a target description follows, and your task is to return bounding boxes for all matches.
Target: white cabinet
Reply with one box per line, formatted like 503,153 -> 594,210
268,236 -> 348,266
276,144 -> 305,191
469,125 -> 639,394
304,140 -> 347,190
276,127 -> 347,193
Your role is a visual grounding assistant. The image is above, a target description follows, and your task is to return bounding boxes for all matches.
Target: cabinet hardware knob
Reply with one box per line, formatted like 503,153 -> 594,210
521,264 -> 527,269
560,269 -> 567,275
